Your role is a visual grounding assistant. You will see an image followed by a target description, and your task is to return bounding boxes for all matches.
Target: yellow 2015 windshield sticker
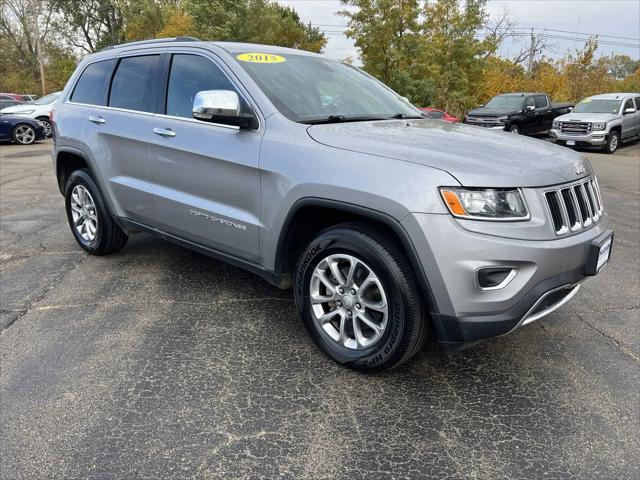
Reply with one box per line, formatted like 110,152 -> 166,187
237,53 -> 286,64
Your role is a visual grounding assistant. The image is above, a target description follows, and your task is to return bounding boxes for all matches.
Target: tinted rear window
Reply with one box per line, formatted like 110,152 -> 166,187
109,55 -> 160,112
71,59 -> 116,106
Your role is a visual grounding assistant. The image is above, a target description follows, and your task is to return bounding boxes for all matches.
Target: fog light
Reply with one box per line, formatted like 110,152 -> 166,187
477,267 -> 517,290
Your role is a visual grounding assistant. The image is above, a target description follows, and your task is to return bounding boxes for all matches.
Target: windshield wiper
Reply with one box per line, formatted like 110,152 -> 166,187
301,115 -> 388,125
389,113 -> 423,119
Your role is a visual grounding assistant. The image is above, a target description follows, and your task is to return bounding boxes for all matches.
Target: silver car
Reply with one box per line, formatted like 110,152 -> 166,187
550,92 -> 640,153
52,38 -> 614,372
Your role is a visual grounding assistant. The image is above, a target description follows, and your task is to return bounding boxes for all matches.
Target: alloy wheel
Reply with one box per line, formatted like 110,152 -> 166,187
14,125 -> 35,144
38,119 -> 52,137
310,253 -> 389,350
70,185 -> 98,242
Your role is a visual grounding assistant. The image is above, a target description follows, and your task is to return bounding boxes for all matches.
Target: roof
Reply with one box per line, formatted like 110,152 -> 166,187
101,37 -> 323,58
587,92 -> 640,99
497,92 -> 547,97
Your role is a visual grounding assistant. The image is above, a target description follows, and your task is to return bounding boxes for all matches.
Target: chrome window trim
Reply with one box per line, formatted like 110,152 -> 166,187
65,48 -> 262,133
163,49 -> 262,133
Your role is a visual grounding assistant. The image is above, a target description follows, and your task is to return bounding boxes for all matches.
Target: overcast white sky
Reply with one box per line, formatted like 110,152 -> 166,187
278,0 -> 640,63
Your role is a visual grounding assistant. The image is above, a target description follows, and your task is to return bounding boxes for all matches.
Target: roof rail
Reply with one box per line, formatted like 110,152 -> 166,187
102,36 -> 201,51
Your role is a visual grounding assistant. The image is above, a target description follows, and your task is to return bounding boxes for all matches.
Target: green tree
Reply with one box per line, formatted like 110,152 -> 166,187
340,0 -> 497,114
186,0 -> 326,52
51,0 -> 125,52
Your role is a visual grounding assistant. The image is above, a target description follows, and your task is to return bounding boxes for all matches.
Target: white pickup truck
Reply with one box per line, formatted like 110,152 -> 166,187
550,92 -> 640,153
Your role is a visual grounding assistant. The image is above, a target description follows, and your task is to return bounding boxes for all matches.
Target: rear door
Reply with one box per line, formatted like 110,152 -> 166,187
81,51 -> 163,225
621,97 -> 640,139
534,94 -> 553,132
146,50 -> 262,262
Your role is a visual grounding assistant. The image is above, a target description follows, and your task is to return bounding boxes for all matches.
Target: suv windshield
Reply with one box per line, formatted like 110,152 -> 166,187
572,99 -> 622,114
484,96 -> 525,109
32,92 -> 61,105
233,52 -> 421,123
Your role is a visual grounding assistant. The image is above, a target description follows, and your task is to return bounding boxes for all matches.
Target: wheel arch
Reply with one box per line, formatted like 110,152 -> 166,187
55,148 -> 94,194
274,197 -> 440,314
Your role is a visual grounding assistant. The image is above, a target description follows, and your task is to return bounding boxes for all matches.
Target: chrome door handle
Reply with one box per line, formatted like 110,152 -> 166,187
88,116 -> 106,124
153,128 -> 176,137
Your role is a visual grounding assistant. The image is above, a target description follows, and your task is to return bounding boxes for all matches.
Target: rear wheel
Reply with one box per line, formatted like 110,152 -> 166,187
64,169 -> 128,255
604,131 -> 619,154
12,124 -> 36,145
295,222 -> 428,372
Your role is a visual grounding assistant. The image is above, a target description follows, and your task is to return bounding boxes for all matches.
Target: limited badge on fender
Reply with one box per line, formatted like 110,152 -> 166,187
236,53 -> 286,64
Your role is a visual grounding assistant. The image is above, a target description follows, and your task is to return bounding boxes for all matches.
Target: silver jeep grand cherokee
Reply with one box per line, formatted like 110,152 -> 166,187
52,38 -> 614,372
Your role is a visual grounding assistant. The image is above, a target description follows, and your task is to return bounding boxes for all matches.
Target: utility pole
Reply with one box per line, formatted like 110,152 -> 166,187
527,28 -> 536,75
30,0 -> 46,95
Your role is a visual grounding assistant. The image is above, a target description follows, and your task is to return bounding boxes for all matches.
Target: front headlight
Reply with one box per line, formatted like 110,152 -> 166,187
592,122 -> 606,131
552,120 -> 560,129
439,187 -> 529,220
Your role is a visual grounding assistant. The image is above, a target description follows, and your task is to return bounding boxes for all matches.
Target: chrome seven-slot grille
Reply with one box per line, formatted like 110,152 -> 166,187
559,121 -> 591,135
544,176 -> 604,235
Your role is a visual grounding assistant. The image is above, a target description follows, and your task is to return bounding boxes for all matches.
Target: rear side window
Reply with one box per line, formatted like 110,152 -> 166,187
71,59 -> 116,106
109,55 -> 160,113
165,54 -> 238,118
534,95 -> 548,108
623,98 -> 635,112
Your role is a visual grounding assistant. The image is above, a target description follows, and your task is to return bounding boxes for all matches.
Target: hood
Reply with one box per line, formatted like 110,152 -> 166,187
307,119 -> 592,188
465,107 -> 522,118
0,104 -> 33,114
555,112 -> 619,123
0,114 -> 40,126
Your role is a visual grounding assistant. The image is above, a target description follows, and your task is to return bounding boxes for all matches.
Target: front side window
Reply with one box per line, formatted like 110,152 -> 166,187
534,95 -> 548,108
166,54 -> 241,118
525,96 -> 535,108
71,59 -> 116,106
233,52 -> 421,123
109,55 -> 160,113
623,98 -> 635,112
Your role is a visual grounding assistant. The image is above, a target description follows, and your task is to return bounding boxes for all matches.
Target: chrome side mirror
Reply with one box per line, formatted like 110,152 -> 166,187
624,107 -> 636,115
192,90 -> 255,128
526,105 -> 535,111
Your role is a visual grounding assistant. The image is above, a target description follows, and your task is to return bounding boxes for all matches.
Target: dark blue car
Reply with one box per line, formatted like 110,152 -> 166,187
0,113 -> 46,145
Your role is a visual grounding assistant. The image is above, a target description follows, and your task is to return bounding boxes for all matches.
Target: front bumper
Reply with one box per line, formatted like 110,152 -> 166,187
550,129 -> 608,146
402,213 -> 612,348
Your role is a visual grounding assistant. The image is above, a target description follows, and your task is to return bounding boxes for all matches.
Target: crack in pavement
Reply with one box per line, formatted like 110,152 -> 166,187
0,253 -> 91,334
575,312 -> 639,362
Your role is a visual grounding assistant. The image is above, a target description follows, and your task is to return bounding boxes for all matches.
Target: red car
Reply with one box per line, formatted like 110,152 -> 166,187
419,107 -> 459,122
0,93 -> 26,102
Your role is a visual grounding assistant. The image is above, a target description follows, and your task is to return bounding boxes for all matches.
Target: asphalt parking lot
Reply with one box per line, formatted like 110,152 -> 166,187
1,138 -> 639,479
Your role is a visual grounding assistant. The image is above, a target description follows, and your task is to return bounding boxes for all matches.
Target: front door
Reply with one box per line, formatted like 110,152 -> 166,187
147,52 -> 262,263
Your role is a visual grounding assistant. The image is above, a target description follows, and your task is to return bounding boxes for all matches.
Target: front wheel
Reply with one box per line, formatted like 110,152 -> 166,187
604,131 -> 619,154
37,117 -> 52,137
508,124 -> 520,134
12,124 -> 36,145
294,222 -> 428,372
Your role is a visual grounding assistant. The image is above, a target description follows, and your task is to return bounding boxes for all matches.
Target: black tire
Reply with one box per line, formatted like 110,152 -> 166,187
294,222 -> 428,373
12,123 -> 36,145
508,124 -> 520,134
603,131 -> 619,154
36,117 -> 52,138
64,169 -> 128,255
